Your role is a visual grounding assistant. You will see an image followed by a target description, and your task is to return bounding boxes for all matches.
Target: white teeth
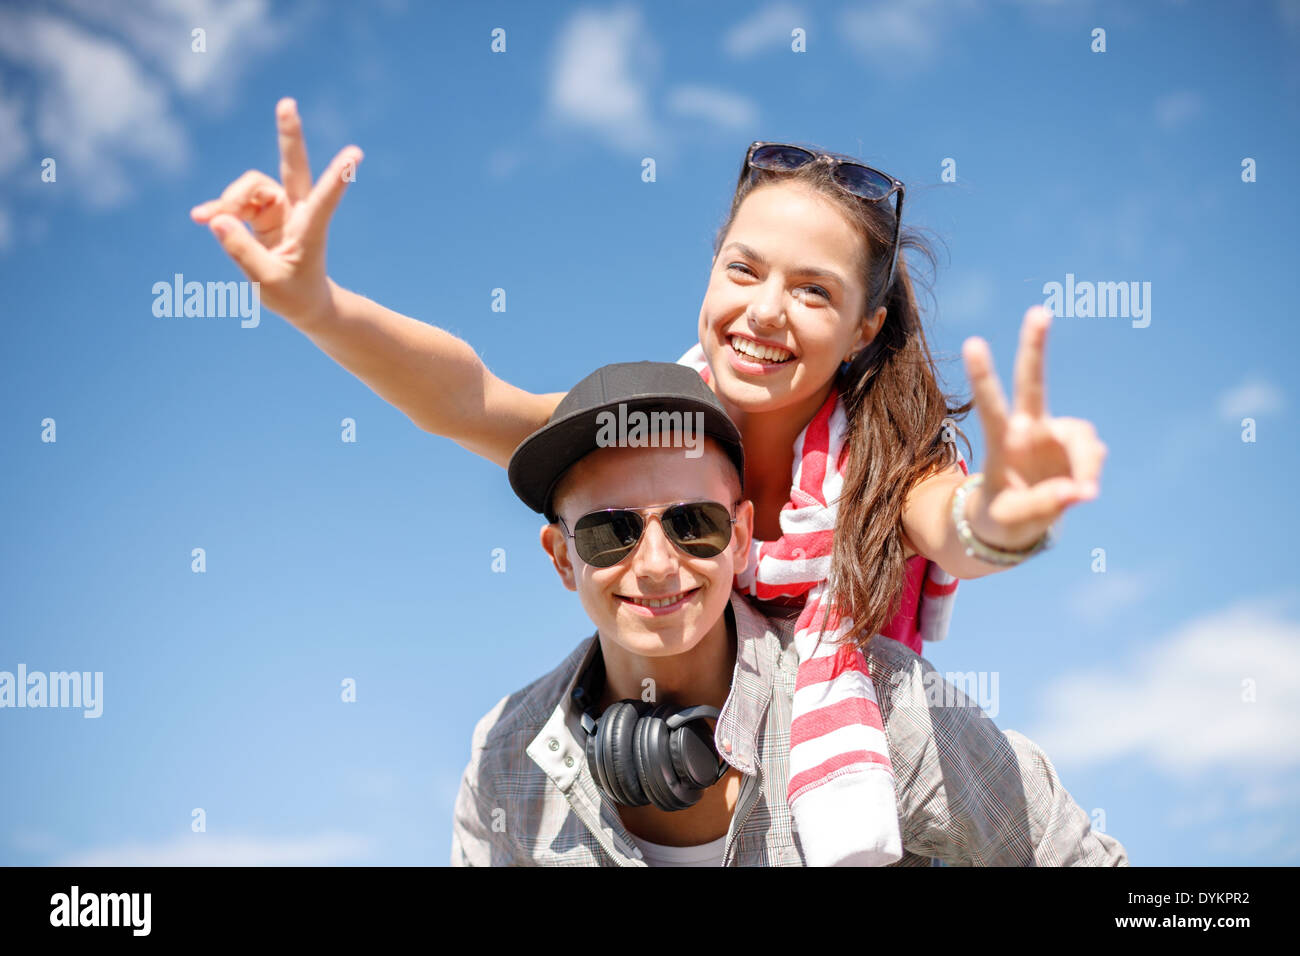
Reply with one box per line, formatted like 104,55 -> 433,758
630,591 -> 688,608
730,335 -> 792,363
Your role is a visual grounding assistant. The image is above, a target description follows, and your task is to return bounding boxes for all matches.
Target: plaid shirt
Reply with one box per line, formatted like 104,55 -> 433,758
451,593 -> 1129,867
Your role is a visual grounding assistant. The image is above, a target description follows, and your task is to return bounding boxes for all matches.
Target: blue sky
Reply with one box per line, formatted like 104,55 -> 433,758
1,0 -> 1297,867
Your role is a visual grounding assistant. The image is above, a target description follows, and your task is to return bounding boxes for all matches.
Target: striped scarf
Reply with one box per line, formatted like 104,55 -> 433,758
678,344 -> 966,866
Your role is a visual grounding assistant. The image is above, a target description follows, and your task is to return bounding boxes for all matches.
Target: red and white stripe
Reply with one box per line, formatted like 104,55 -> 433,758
679,343 -> 965,866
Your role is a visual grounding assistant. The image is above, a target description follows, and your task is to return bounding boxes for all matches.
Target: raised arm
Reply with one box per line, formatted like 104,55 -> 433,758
190,98 -> 560,468
302,281 -> 562,466
900,305 -> 1108,579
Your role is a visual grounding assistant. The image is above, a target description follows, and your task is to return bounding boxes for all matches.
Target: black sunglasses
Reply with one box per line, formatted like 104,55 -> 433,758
557,500 -> 737,569
742,141 -> 906,304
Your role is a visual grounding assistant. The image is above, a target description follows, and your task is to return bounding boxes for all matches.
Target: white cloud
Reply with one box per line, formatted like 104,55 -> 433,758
723,3 -> 805,58
1155,376 -> 1283,469
54,0 -> 281,107
665,84 -> 759,131
0,82 -> 28,176
544,6 -> 759,158
1028,594 -> 1300,776
0,0 -> 283,248
1216,377 -> 1285,422
546,5 -> 661,153
837,0 -> 989,72
57,831 -> 373,866
1154,90 -> 1202,130
0,10 -> 189,207
1066,569 -> 1157,623
838,0 -> 944,64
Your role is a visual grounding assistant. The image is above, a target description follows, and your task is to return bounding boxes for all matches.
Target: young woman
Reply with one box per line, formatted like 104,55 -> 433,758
190,98 -> 1108,651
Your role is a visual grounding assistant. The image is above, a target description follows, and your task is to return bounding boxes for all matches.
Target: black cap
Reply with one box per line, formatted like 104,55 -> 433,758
508,362 -> 744,521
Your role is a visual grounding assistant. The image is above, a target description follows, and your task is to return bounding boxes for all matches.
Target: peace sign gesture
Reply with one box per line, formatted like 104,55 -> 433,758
959,306 -> 1108,550
190,98 -> 362,329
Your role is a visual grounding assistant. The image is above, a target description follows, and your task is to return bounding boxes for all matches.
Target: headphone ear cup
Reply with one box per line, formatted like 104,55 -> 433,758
602,700 -> 650,806
671,717 -> 725,789
636,705 -> 698,811
585,720 -> 610,799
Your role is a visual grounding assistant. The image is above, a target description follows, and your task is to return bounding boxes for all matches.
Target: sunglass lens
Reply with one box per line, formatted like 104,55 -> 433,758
833,164 -> 894,201
664,503 -> 732,558
574,511 -> 643,568
750,144 -> 815,172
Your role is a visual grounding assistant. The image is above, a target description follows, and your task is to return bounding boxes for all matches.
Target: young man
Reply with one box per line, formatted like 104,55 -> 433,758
451,362 -> 1127,867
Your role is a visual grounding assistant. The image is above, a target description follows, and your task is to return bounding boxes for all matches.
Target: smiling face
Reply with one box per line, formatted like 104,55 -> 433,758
541,439 -> 752,660
698,180 -> 888,417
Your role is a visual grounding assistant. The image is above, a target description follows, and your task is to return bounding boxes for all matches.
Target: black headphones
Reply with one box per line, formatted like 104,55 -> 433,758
572,646 -> 729,811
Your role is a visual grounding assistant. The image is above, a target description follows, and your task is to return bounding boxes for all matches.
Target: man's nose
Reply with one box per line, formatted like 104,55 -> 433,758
629,515 -> 678,578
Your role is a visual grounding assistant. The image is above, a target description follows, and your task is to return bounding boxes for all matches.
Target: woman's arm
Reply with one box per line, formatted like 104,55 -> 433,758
901,464 -> 998,580
307,281 -> 561,467
191,98 -> 559,468
901,306 -> 1108,580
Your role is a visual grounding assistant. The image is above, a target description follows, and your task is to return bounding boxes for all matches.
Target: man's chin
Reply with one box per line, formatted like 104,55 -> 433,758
607,627 -> 704,659
605,603 -> 703,655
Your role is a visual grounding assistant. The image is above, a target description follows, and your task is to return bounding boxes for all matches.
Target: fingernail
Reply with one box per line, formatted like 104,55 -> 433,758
210,219 -> 228,238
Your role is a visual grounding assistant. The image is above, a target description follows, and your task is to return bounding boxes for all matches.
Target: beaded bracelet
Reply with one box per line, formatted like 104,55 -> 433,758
950,473 -> 1055,567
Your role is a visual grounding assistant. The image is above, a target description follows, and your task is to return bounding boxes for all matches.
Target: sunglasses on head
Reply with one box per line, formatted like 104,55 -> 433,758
742,141 -> 906,304
557,500 -> 738,569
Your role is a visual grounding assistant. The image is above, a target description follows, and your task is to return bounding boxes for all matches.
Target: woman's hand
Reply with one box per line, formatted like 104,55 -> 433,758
959,305 -> 1108,551
189,98 -> 361,329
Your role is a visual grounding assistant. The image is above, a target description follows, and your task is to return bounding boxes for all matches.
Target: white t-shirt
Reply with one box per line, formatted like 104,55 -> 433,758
629,833 -> 728,867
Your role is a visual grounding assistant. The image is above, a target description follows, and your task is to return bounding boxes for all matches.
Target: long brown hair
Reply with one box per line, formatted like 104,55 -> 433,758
713,151 -> 975,651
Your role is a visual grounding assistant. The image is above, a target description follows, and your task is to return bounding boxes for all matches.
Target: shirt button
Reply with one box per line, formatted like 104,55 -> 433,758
564,755 -> 575,768
722,739 -> 732,753
548,739 -> 559,751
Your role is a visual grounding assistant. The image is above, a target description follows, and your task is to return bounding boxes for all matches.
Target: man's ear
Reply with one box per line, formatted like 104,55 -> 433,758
540,522 -> 578,592
730,498 -> 755,577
